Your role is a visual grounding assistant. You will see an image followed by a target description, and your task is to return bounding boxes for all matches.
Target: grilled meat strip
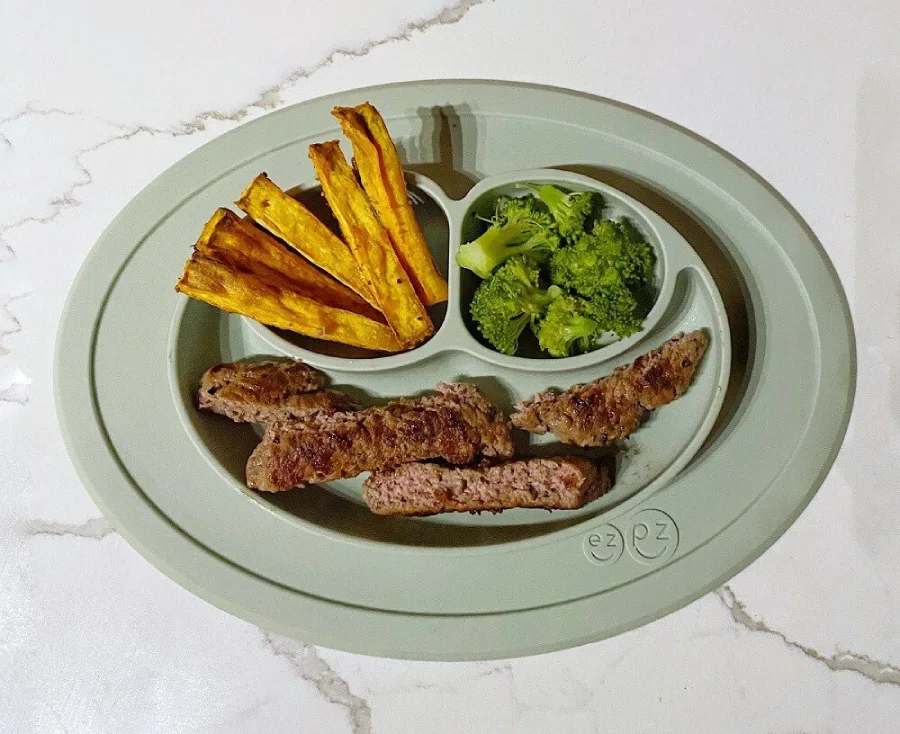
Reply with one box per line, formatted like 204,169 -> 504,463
246,383 -> 514,491
363,457 -> 610,516
511,330 -> 709,446
198,360 -> 357,423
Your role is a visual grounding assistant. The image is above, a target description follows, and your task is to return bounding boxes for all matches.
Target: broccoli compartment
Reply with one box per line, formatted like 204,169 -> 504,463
458,183 -> 657,358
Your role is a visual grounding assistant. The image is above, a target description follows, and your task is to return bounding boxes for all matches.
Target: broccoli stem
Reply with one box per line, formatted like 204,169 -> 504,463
565,316 -> 599,343
455,221 -> 531,278
535,184 -> 567,219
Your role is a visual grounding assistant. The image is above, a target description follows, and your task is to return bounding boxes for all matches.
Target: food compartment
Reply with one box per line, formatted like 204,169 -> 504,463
168,156 -> 729,549
456,169 -> 672,369
170,254 -> 729,547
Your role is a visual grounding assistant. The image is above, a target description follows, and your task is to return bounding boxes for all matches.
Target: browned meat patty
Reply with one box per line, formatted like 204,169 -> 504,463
246,383 -> 514,491
198,360 -> 356,422
363,457 -> 610,516
511,330 -> 709,446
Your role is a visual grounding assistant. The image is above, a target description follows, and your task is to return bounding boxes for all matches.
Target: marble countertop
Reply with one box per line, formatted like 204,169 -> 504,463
2,1 -> 899,731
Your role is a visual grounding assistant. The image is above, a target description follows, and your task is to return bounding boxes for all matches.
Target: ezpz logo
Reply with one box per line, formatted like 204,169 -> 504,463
582,510 -> 678,567
583,524 -> 624,567
625,509 -> 678,565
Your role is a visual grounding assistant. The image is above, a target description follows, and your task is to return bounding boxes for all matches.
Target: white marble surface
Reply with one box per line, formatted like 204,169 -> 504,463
2,0 -> 899,731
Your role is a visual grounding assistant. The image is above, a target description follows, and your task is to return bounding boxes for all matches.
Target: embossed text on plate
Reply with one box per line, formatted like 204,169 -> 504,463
583,524 -> 625,566
625,509 -> 679,565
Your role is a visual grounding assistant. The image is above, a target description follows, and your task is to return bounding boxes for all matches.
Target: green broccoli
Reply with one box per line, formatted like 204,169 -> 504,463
531,184 -> 602,242
469,256 -> 559,355
615,218 -> 656,287
549,217 -> 656,296
494,195 -> 551,227
456,196 -> 561,279
533,294 -> 602,357
582,267 -> 644,338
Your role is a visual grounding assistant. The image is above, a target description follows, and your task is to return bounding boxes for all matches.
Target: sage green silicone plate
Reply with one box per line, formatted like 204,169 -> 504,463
55,80 -> 855,661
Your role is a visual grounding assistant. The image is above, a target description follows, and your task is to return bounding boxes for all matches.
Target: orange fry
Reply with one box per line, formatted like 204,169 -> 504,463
333,103 -> 448,306
235,174 -> 377,307
199,208 -> 382,321
176,212 -> 401,352
308,141 -> 433,349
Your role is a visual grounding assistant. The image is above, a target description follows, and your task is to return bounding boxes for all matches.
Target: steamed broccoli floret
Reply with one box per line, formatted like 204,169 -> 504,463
615,218 -> 656,287
582,267 -> 643,338
549,218 -> 656,296
469,256 -> 559,355
534,294 -> 602,357
494,195 -> 551,227
531,184 -> 602,242
456,196 -> 561,279
534,274 -> 642,356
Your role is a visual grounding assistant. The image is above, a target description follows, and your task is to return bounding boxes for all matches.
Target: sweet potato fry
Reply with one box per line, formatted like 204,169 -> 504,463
235,174 -> 376,307
199,208 -> 382,321
176,212 -> 401,352
308,141 -> 433,348
333,103 -> 448,307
